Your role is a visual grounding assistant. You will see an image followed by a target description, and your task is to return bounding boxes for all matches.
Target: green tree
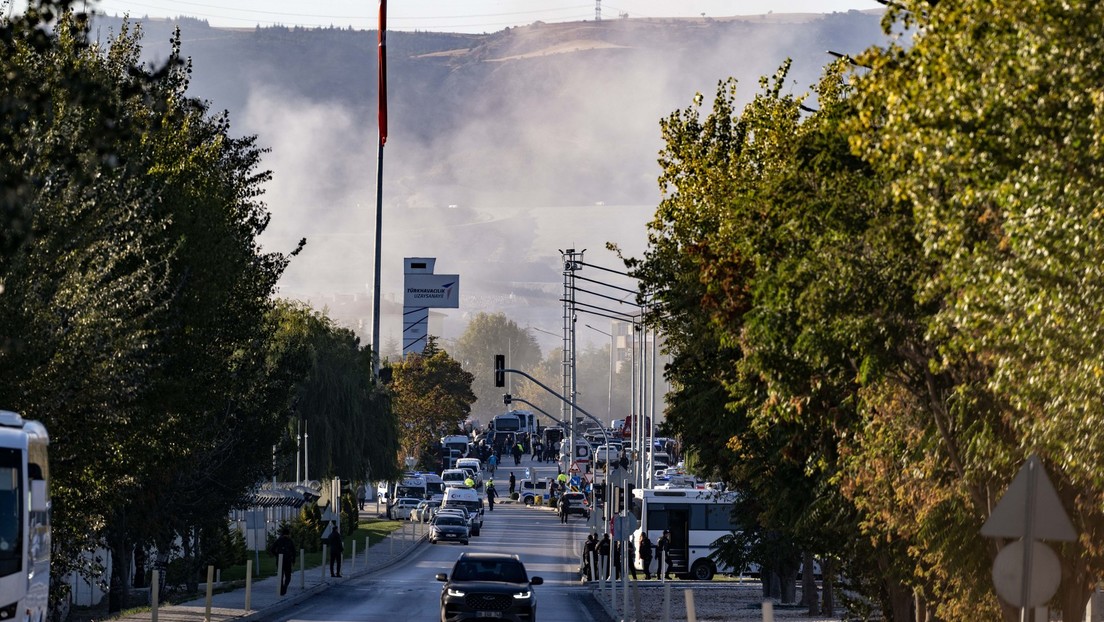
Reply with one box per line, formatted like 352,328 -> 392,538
269,300 -> 399,483
452,313 -> 542,419
390,337 -> 477,469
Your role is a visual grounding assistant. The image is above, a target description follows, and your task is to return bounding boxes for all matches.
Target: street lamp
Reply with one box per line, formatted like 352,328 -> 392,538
584,323 -> 614,423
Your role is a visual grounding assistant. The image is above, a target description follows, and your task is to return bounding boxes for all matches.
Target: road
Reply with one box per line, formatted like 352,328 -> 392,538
263,464 -> 610,621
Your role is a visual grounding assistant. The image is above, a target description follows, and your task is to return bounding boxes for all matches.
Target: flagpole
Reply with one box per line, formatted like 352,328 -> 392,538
372,0 -> 388,378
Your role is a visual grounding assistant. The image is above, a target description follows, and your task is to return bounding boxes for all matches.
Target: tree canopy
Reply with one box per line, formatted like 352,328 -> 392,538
635,1 -> 1104,620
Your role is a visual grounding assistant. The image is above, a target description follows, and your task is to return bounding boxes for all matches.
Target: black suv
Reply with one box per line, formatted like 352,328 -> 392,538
437,553 -> 543,622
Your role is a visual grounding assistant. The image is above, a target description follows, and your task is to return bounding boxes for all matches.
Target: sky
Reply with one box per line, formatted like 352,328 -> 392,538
22,0 -> 883,33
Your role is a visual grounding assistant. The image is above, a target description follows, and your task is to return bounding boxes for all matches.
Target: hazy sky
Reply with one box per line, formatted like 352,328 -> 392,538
50,1 -> 883,32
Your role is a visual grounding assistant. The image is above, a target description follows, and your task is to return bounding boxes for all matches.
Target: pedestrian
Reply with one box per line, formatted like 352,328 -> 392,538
638,532 -> 653,580
582,534 -> 598,581
488,453 -> 498,475
656,529 -> 672,579
271,525 -> 296,595
326,522 -> 344,578
532,439 -> 542,462
512,443 -> 523,465
486,480 -> 497,511
508,471 -> 516,495
598,533 -> 611,579
558,492 -> 571,524
613,539 -> 623,580
626,537 -> 637,580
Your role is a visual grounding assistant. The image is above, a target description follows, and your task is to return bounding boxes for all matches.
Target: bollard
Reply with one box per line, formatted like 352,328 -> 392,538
322,544 -> 329,580
664,583 -> 671,622
204,565 -> 215,622
276,554 -> 285,596
245,560 -> 253,611
390,532 -> 394,556
364,538 -> 370,565
151,569 -> 160,622
762,600 -> 774,622
299,549 -> 305,589
686,589 -> 697,622
609,560 -> 617,617
622,549 -> 630,621
631,573 -> 642,622
351,540 -> 357,573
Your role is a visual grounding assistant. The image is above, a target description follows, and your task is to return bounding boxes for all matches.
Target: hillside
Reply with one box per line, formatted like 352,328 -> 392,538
89,12 -> 887,343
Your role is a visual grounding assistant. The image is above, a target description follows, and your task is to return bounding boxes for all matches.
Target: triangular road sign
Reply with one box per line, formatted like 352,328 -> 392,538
981,454 -> 1076,542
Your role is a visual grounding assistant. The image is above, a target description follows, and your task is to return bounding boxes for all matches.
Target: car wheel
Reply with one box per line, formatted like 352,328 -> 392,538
524,496 -> 534,506
690,560 -> 715,581
472,527 -> 481,536
463,540 -> 469,545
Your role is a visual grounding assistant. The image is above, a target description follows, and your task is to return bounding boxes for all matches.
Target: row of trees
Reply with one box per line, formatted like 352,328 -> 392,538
634,1 -> 1104,620
0,4 -> 399,615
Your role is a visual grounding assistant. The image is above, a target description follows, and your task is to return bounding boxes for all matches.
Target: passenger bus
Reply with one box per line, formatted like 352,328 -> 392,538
630,487 -> 739,581
490,412 -> 521,434
0,411 -> 50,622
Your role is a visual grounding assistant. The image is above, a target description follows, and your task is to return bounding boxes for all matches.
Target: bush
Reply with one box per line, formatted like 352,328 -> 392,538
510,492 -> 519,501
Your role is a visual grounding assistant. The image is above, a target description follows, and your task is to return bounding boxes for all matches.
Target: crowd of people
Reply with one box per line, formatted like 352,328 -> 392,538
578,529 -> 672,582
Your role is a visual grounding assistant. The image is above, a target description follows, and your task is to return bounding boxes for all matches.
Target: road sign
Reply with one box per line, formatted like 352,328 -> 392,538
981,455 -> 1076,541
568,462 -> 580,474
992,539 -> 1062,607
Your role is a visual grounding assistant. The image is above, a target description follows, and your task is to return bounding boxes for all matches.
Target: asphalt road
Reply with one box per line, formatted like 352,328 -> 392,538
261,482 -> 610,621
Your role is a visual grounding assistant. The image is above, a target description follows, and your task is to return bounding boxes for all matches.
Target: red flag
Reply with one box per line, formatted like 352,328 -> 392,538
378,0 -> 388,145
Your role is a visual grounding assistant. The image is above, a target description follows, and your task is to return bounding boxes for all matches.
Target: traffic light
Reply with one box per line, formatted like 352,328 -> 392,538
503,393 -> 512,405
494,354 -> 505,387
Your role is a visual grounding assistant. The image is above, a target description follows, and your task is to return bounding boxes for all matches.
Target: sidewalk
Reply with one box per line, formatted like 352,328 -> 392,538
105,522 -> 429,622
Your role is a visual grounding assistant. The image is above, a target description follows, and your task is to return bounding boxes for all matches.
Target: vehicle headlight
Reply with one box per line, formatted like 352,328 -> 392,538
513,590 -> 532,599
447,588 -> 466,597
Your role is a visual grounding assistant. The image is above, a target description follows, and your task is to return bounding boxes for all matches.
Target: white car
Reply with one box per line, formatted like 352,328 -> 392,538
594,444 -> 622,466
410,500 -> 440,522
391,497 -> 422,520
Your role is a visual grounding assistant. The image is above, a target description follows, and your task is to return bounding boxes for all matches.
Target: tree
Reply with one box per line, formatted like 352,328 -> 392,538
452,313 -> 542,419
390,337 -> 476,469
269,301 -> 399,483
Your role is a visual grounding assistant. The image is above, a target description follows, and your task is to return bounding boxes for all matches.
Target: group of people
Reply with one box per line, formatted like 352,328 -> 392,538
271,520 -> 347,596
579,530 -> 672,581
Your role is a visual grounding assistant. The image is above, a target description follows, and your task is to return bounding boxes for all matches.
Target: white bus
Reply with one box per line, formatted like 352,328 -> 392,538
0,411 -> 50,622
630,487 -> 740,581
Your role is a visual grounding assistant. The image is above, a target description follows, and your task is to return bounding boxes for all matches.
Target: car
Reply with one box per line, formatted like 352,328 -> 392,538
391,497 -> 423,520
429,514 -> 470,545
411,500 -> 441,523
593,444 -> 622,467
560,492 -> 590,519
455,458 -> 483,488
437,553 -> 543,622
442,486 -> 484,536
519,479 -> 550,505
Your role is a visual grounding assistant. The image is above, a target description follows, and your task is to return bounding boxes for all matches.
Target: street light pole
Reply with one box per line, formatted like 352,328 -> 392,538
584,323 -> 614,424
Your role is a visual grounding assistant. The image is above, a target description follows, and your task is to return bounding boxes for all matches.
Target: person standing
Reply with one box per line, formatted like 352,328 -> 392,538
488,452 -> 498,475
326,522 -> 344,578
656,529 -> 672,579
582,534 -> 598,581
532,439 -> 542,462
508,471 -> 516,495
271,525 -> 296,595
558,493 -> 571,524
598,533 -> 611,579
626,537 -> 638,580
486,480 -> 497,511
638,532 -> 653,580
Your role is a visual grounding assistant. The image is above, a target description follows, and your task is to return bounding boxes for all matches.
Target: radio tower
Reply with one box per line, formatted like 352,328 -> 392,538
595,0 -> 601,22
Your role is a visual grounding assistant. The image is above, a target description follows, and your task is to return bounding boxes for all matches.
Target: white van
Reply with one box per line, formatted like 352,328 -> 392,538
455,458 -> 483,488
442,486 -> 484,535
441,468 -> 469,488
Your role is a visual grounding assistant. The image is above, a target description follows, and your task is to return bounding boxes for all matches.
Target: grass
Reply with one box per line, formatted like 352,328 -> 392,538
219,518 -> 408,582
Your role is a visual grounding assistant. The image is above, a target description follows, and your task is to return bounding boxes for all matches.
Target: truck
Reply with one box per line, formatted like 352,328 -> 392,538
0,411 -> 50,622
441,434 -> 470,459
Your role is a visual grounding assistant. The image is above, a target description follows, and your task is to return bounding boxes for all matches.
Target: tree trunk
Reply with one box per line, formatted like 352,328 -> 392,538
801,552 -> 818,614
821,558 -> 834,617
107,537 -> 133,613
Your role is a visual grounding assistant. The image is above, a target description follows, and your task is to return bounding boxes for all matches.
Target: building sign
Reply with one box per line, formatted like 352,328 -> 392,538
403,274 -> 460,308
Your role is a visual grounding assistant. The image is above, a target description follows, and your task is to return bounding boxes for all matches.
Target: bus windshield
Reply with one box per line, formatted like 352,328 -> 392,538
0,448 -> 23,577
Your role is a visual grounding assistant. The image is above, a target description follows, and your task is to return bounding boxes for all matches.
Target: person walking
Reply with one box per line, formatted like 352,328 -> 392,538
656,529 -> 672,579
512,442 -> 523,465
508,471 -> 516,495
598,533 -> 611,579
626,537 -> 638,580
532,439 -> 542,462
326,522 -> 344,578
271,525 -> 296,595
638,532 -> 653,579
486,480 -> 497,511
488,452 -> 498,475
558,493 -> 571,524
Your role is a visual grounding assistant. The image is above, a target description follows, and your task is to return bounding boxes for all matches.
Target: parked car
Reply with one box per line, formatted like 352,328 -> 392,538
437,553 -> 543,621
519,479 -> 550,505
455,457 -> 483,488
429,514 -> 470,545
391,497 -> 423,520
411,500 -> 441,522
593,443 -> 622,467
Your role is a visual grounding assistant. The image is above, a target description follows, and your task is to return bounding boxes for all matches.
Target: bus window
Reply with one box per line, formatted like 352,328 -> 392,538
706,503 -> 737,530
